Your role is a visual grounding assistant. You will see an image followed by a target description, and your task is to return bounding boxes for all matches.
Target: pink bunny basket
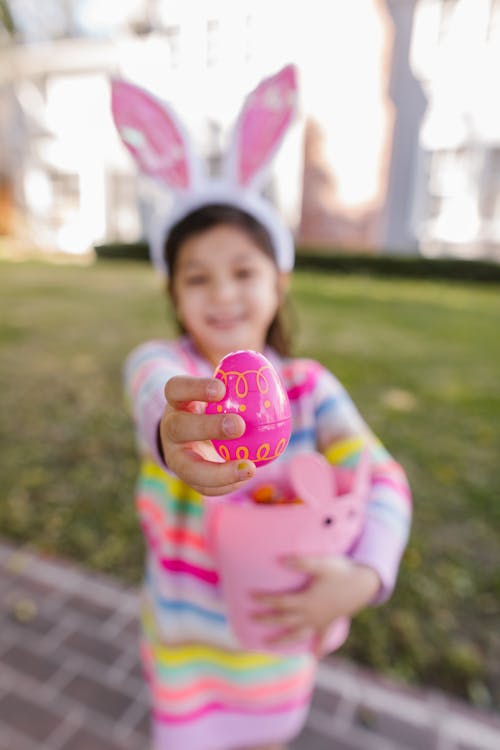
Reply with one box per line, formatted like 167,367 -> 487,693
205,449 -> 371,655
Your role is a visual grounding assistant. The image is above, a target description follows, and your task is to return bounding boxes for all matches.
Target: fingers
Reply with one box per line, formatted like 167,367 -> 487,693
251,607 -> 313,646
161,409 -> 245,445
265,625 -> 313,647
162,375 -> 246,451
279,555 -> 331,575
170,447 -> 256,496
160,375 -> 254,495
250,592 -> 307,629
165,376 -> 225,409
192,476 -> 254,497
251,591 -> 305,611
250,592 -> 316,648
251,607 -> 304,629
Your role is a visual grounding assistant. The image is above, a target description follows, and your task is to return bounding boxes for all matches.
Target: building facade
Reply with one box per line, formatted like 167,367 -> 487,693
0,0 -> 498,260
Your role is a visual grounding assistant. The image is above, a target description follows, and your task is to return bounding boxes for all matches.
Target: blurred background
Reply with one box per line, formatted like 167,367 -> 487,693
0,0 -> 499,262
0,0 -> 499,743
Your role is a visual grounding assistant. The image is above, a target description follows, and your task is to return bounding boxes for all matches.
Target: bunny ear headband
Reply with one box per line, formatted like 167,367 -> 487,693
110,64 -> 298,275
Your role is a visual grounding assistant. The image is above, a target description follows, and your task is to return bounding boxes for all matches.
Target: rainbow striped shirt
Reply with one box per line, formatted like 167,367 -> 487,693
124,336 -> 412,750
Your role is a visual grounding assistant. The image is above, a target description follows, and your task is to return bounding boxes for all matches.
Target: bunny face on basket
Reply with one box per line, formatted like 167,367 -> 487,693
205,350 -> 291,467
204,449 -> 372,654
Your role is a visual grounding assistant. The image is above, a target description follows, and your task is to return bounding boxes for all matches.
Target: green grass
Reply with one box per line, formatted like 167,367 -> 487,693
1,258 -> 499,711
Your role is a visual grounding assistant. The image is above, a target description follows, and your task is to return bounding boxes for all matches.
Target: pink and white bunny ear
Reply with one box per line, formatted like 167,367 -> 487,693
110,79 -> 201,191
289,452 -> 337,510
225,64 -> 298,189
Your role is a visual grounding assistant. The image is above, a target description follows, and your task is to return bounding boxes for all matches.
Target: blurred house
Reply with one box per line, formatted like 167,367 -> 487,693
0,0 -> 305,258
411,0 -> 500,259
0,0 -> 498,261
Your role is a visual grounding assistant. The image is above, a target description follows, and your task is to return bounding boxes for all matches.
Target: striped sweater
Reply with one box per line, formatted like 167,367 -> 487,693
124,336 -> 412,750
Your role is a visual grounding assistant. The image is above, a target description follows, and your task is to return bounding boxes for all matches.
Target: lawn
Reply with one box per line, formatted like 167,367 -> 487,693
1,258 -> 499,711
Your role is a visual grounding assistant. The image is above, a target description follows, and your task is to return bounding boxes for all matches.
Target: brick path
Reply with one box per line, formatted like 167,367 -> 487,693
1,541 -> 499,750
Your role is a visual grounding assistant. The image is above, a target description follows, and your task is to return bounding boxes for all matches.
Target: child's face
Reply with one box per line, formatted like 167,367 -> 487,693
170,224 -> 287,365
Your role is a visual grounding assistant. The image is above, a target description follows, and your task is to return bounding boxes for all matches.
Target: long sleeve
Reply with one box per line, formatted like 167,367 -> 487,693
123,338 -> 193,467
312,365 -> 412,604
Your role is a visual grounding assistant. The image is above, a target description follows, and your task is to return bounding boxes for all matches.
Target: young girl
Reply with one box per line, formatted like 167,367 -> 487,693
113,67 -> 412,750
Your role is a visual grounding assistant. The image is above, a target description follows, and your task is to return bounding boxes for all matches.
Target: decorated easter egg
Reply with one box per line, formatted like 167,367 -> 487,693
206,350 -> 291,467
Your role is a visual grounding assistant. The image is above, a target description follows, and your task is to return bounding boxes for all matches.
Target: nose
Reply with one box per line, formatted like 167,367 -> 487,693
210,275 -> 238,302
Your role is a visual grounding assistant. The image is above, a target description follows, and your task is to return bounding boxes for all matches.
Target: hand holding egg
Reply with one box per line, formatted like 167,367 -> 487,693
160,373 -> 255,496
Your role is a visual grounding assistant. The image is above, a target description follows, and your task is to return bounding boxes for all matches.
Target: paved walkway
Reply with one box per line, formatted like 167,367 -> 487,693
1,541 -> 499,750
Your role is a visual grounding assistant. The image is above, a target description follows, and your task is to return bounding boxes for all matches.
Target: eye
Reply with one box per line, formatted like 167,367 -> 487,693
234,267 -> 255,280
184,275 -> 208,286
323,517 -> 334,526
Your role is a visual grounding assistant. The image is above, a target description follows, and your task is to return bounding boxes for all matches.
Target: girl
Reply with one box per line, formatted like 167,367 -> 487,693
114,67 -> 412,750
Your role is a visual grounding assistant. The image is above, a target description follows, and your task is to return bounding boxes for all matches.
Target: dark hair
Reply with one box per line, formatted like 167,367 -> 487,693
164,203 -> 293,356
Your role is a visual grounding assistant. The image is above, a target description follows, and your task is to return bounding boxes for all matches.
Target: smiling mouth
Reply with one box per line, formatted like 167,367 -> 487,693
208,315 -> 245,329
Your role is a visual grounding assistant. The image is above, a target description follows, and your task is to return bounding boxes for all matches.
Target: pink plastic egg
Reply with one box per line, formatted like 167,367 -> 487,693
206,350 -> 291,467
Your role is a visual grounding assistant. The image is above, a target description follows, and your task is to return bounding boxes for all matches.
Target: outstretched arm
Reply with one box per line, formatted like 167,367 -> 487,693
124,340 -> 255,494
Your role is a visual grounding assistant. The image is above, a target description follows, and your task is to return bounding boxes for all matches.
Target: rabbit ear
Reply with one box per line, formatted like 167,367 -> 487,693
289,452 -> 337,510
224,64 -> 298,188
110,79 -> 201,191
